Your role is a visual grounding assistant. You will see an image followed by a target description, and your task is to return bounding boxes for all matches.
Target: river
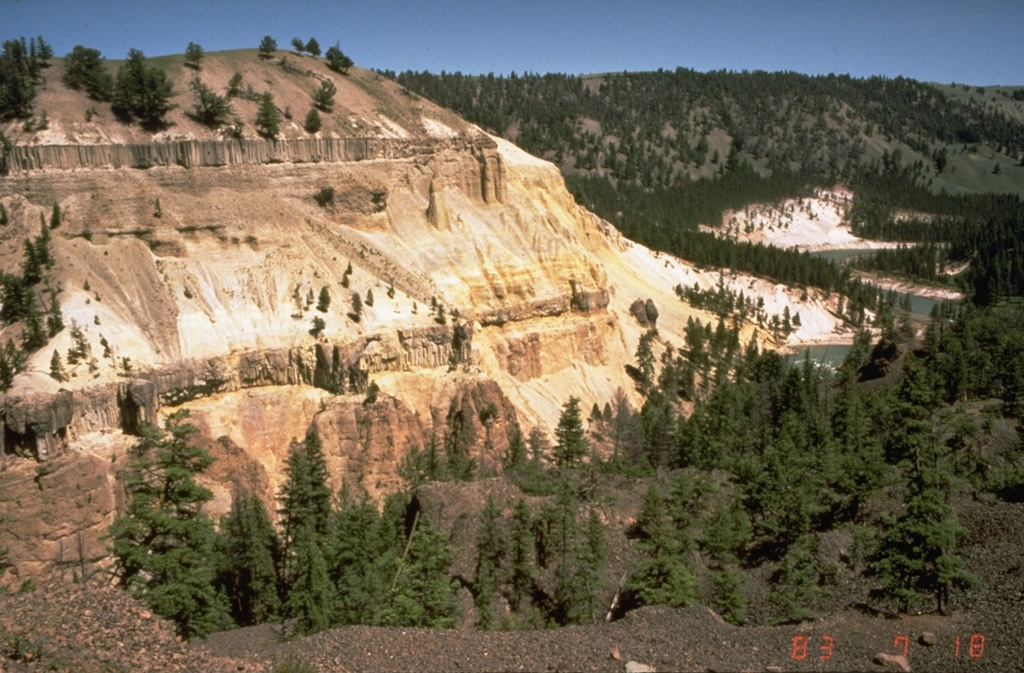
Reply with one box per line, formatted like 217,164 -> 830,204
784,248 -> 958,369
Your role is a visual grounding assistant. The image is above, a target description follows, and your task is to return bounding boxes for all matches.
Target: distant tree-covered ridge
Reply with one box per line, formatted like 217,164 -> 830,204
392,68 -> 1024,190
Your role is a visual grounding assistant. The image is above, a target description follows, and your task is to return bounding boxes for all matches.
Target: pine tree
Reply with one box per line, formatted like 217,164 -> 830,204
108,410 -> 226,639
473,496 -> 504,629
324,44 -> 353,74
285,522 -> 332,635
349,292 -> 362,322
317,286 -> 331,312
184,42 -> 204,69
871,358 -> 976,614
547,477 -> 586,625
21,292 -> 47,351
45,288 -> 63,337
635,328 -> 657,396
214,491 -> 282,626
626,483 -> 699,609
304,108 -> 322,134
188,77 -> 232,127
257,36 -> 277,60
767,535 -> 820,623
255,92 -> 281,138
111,49 -> 175,127
278,427 -> 334,632
502,426 -> 527,472
49,349 -> 65,381
382,516 -> 459,627
312,80 -> 336,112
708,565 -> 746,625
280,427 -> 332,559
507,499 -> 535,612
553,396 -> 588,469
328,489 -> 387,624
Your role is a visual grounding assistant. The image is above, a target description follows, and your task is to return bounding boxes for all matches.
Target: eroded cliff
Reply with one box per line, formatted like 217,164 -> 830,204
0,53 -> 850,580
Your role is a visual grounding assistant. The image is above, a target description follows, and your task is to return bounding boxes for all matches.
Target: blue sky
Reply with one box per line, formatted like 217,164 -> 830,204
4,0 -> 1022,84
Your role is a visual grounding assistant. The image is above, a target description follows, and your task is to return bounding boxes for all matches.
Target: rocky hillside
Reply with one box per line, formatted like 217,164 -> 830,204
0,49 -> 850,582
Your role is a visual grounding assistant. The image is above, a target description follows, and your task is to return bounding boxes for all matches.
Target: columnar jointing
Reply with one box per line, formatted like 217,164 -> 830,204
3,136 -> 501,172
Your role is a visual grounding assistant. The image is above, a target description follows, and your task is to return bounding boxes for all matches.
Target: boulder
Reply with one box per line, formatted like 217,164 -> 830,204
625,662 -> 656,673
874,652 -> 912,672
630,299 -> 650,326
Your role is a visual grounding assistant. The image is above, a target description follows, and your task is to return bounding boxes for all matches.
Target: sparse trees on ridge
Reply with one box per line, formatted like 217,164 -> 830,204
325,43 -> 353,74
258,36 -> 277,60
184,41 -> 204,69
188,77 -> 232,127
111,49 -> 176,127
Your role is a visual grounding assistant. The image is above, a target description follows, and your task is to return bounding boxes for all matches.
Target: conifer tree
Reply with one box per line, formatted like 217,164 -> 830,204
304,108 -> 322,134
507,498 -> 535,612
111,49 -> 175,127
255,92 -> 282,138
279,427 -> 332,581
328,488 -> 387,625
635,328 -> 657,396
184,41 -> 204,69
214,491 -> 282,626
316,286 -> 331,312
45,288 -> 63,337
871,357 -> 976,614
278,427 -> 334,632
49,349 -> 65,381
553,396 -> 588,469
382,517 -> 459,627
108,410 -> 226,639
20,293 -> 46,351
324,44 -> 353,74
188,77 -> 232,127
767,534 -> 820,622
257,36 -> 277,60
473,495 -> 505,629
625,483 -> 699,609
312,80 -> 336,112
285,522 -> 332,635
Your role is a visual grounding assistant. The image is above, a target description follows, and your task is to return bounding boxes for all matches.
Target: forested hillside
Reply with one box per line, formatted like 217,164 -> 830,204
393,68 -> 1024,306
392,68 -> 1024,192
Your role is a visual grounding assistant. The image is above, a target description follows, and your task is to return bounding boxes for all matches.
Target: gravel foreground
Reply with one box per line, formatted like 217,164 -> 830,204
2,576 -> 1021,673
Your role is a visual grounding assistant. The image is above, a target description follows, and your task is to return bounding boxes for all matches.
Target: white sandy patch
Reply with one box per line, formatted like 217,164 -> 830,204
375,116 -> 411,139
493,135 -> 552,167
706,188 -> 900,252
421,117 -> 458,138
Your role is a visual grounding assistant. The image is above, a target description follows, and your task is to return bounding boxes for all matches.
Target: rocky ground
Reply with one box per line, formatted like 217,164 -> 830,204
3,489 -> 1022,673
2,577 -> 1020,673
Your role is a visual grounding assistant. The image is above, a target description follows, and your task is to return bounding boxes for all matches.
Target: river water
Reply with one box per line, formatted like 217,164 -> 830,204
783,248 -> 954,369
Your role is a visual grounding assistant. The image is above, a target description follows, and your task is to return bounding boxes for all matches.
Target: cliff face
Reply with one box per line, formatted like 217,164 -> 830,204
0,57 -> 847,581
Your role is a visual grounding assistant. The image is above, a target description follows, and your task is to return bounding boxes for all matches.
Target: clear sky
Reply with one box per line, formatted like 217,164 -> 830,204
4,0 -> 1022,84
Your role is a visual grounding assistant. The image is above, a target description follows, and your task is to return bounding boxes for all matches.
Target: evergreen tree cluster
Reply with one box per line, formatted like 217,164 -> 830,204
110,424 -> 462,639
0,36 -> 51,121
110,49 -> 176,127
0,213 -> 63,386
586,288 -> 1024,621
393,68 -> 1024,189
